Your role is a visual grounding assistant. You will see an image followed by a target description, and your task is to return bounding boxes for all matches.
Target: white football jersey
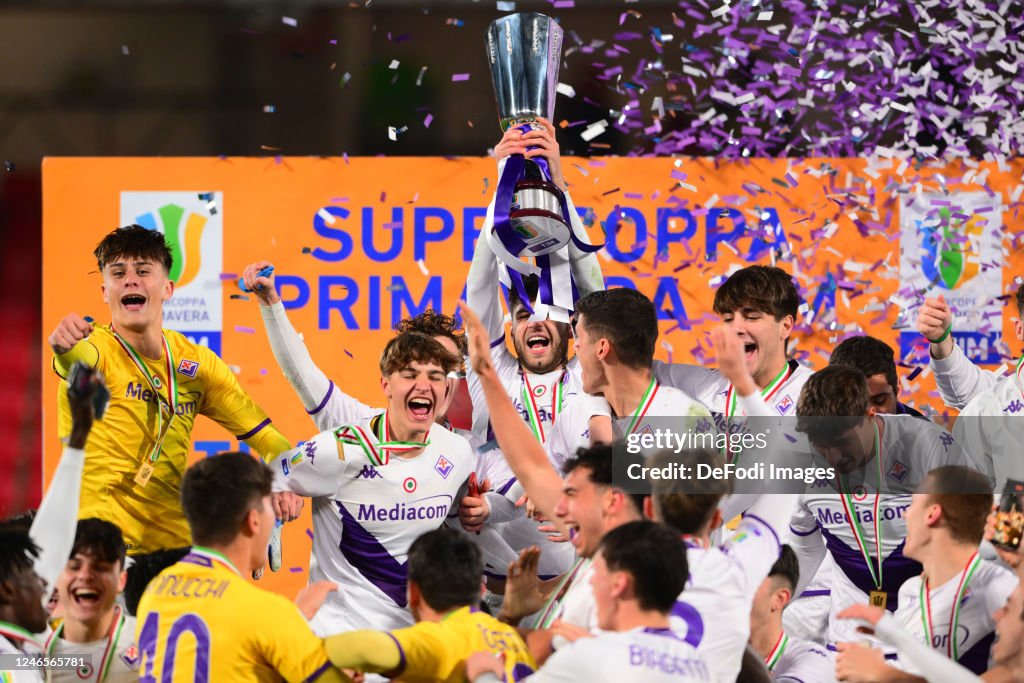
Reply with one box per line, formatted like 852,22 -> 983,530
929,342 -> 1003,410
0,628 -> 44,683
611,382 -> 711,440
892,558 -> 1018,675
46,612 -> 139,683
653,359 -> 813,420
530,627 -> 711,682
954,368 -> 1024,489
675,496 -> 796,683
270,413 -> 475,635
767,633 -> 836,683
789,415 -> 967,649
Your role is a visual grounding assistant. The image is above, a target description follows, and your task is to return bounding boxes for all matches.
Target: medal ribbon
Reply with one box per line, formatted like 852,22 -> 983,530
111,329 -> 178,464
520,371 -> 566,444
336,411 -> 430,467
0,620 -> 42,651
838,422 -> 885,596
724,361 -> 794,422
190,546 -> 242,576
45,607 -> 126,682
626,377 -> 660,435
536,557 -> 592,629
1016,356 -> 1024,402
919,551 -> 982,660
764,631 -> 789,671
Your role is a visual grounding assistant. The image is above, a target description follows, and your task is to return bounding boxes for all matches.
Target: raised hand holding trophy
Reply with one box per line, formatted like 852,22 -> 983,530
485,12 -> 601,322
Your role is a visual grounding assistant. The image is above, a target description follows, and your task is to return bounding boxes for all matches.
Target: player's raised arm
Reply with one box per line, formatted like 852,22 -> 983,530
917,294 -> 1000,409
462,303 -> 567,530
49,312 -> 99,377
30,362 -> 100,594
243,261 -> 375,430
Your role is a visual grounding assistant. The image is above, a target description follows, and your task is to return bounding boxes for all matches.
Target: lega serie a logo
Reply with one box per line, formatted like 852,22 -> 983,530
919,207 -> 983,290
133,203 -> 210,288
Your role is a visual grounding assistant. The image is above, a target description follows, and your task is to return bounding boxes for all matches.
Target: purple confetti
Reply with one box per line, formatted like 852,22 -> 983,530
451,73 -> 470,82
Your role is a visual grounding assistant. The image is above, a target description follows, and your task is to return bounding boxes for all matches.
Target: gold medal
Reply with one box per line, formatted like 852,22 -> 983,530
134,462 -> 155,488
869,590 -> 887,609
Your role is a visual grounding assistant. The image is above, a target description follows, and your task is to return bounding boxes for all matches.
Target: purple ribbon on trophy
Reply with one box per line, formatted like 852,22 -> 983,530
485,12 -> 602,320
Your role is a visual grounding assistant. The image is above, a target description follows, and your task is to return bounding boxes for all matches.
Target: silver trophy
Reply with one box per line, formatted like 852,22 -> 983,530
486,12 -> 570,258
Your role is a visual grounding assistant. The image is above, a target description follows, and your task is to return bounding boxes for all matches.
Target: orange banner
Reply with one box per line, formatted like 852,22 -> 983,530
42,156 -> 1024,599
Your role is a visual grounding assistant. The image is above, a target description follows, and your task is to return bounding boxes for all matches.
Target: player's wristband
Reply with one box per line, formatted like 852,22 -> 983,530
927,325 -> 952,344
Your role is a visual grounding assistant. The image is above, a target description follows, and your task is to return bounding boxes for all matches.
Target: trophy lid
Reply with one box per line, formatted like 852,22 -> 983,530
485,13 -> 563,130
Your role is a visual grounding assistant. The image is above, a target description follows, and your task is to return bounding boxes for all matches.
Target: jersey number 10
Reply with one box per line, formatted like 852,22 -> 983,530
137,612 -> 212,682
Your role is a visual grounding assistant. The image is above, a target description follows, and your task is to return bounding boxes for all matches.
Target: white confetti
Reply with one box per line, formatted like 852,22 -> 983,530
580,120 -> 608,142
317,208 -> 337,225
282,16 -> 297,27
556,83 -> 576,98
416,259 -> 429,276
389,59 -> 400,69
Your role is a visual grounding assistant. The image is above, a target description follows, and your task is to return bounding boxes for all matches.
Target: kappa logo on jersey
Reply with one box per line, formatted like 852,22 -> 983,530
1004,399 -> 1024,414
303,439 -> 317,464
939,432 -> 955,451
177,358 -> 199,378
119,642 -> 140,668
776,394 -> 795,415
434,455 -> 454,479
887,459 -> 911,484
357,465 -> 382,480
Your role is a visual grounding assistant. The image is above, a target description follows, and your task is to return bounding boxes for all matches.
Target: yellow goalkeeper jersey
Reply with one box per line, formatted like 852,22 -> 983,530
54,324 -> 292,553
325,605 -> 536,682
136,547 -> 347,683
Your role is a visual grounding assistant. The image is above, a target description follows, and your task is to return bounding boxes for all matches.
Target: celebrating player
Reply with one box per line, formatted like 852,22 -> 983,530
467,521 -> 712,683
646,448 -> 799,683
833,466 -> 1016,680
654,265 -> 813,419
829,335 -> 926,417
47,226 -> 295,564
748,545 -> 836,682
321,528 -> 535,681
790,365 -> 986,654
267,332 -> 476,635
46,519 -> 139,683
135,453 -> 347,682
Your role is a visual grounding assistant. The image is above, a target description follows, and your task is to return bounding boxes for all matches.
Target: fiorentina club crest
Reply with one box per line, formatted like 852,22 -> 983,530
887,459 -> 911,484
177,358 -> 200,378
434,455 -> 454,479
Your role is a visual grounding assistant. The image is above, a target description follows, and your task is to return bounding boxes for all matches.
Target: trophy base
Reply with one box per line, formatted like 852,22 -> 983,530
507,179 -> 570,256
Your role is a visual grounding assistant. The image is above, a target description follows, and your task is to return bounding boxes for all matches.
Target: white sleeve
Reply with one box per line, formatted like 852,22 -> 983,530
652,361 -> 719,405
483,491 -> 525,525
269,431 -> 349,498
872,614 -> 982,683
788,500 -> 828,596
722,494 -> 798,597
564,191 -> 604,299
526,638 -> 598,682
29,446 -> 85,593
260,302 -> 332,412
468,192 -> 508,345
929,343 -> 1000,410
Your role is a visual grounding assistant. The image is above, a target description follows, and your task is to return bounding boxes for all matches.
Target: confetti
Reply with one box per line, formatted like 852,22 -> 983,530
556,83 -> 576,98
229,294 -> 251,301
235,326 -> 256,334
121,45 -> 129,56
289,567 -> 304,573
282,16 -> 297,27
389,59 -> 400,69
452,73 -> 470,82
416,259 -> 429,275
262,105 -> 276,113
3,161 -> 14,172
344,349 -> 354,359
496,1 -> 516,10
580,120 -> 608,142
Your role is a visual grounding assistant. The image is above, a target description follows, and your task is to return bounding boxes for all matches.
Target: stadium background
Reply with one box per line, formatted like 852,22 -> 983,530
3,1 -> 1023,596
